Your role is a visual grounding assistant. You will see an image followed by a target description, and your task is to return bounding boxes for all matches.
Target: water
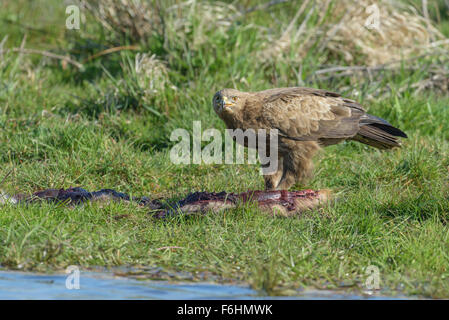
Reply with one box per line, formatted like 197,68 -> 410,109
0,270 -> 408,299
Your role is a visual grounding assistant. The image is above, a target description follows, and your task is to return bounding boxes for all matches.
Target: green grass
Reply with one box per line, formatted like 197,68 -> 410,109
0,0 -> 449,298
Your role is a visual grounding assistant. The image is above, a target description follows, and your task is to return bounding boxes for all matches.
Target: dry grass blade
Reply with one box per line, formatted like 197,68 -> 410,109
155,246 -> 184,251
0,170 -> 12,188
0,48 -> 84,69
82,45 -> 140,63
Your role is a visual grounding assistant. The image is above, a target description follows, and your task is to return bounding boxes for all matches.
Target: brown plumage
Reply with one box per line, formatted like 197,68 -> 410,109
212,87 -> 407,190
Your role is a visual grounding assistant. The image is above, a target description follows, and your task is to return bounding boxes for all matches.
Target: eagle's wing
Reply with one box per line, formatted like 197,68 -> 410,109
259,87 -> 366,142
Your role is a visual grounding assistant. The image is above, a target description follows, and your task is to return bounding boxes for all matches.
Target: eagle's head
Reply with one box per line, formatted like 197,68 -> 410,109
212,88 -> 247,117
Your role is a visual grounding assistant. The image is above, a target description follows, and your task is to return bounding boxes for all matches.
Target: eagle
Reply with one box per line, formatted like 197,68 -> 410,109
212,87 -> 407,190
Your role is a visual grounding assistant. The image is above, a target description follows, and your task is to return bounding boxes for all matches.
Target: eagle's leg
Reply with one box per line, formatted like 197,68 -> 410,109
263,157 -> 284,190
274,156 -> 296,190
275,142 -> 319,190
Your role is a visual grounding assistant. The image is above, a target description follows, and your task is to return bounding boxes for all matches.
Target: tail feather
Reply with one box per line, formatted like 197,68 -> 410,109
352,114 -> 407,149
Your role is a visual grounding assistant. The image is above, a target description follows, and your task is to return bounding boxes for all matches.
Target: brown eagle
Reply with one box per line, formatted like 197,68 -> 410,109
212,87 -> 407,190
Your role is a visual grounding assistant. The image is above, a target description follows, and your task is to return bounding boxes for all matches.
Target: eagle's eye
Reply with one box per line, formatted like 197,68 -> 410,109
231,96 -> 238,102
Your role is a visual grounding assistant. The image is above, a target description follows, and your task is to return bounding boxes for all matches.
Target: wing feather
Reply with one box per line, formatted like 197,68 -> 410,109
259,87 -> 365,142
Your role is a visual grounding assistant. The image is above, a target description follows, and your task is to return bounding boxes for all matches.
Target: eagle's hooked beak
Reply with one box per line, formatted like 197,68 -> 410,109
222,96 -> 235,109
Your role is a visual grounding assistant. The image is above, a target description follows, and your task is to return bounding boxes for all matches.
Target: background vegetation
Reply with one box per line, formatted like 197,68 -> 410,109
0,0 -> 448,297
